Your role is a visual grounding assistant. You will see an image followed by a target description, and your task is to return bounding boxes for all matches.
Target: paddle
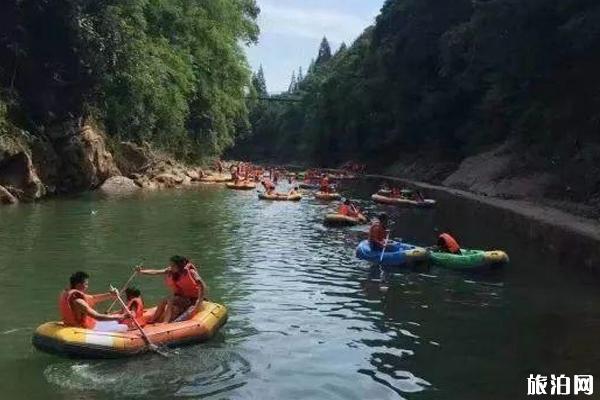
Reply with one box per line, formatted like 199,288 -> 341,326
105,268 -> 139,313
379,231 -> 391,263
110,285 -> 170,358
378,231 -> 392,286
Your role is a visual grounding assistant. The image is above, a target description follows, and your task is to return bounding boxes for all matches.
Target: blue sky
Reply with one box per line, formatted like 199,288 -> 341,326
245,0 -> 384,93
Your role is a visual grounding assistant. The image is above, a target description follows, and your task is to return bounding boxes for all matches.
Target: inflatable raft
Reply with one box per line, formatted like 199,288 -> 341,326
430,249 -> 509,270
200,174 -> 232,183
327,174 -> 357,181
32,301 -> 227,359
371,194 -> 436,208
258,193 -> 302,202
356,240 -> 428,267
324,213 -> 367,226
299,182 -> 319,190
226,182 -> 256,190
314,191 -> 341,201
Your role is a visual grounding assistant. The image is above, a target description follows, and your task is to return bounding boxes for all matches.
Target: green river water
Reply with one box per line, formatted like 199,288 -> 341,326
0,180 -> 598,399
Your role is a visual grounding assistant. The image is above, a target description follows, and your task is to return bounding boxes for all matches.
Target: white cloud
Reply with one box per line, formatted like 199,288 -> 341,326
257,0 -> 374,44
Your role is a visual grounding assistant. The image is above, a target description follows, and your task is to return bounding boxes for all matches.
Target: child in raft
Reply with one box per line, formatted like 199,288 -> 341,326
288,186 -> 300,197
120,287 -> 146,329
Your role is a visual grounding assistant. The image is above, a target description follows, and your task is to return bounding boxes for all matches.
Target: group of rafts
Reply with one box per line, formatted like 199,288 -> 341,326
224,163 -> 509,271
32,162 -> 507,359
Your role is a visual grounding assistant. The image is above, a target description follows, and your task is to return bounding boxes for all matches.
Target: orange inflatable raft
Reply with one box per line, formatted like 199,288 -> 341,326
258,193 -> 302,202
314,191 -> 342,201
32,301 -> 227,358
323,213 -> 368,226
226,181 -> 257,190
371,193 -> 436,208
200,174 -> 233,183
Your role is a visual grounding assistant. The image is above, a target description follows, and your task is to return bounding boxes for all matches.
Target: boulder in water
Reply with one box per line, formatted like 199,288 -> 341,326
99,176 -> 140,195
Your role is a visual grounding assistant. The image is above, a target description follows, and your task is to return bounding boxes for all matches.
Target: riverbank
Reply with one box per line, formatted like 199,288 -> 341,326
0,119 -> 229,204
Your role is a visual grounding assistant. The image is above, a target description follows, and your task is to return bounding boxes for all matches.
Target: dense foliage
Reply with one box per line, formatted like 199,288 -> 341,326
0,0 -> 259,158
234,0 -> 600,198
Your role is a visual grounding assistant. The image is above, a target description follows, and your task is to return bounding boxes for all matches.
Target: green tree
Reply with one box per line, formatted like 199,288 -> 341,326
0,0 -> 260,159
315,37 -> 332,66
252,65 -> 268,96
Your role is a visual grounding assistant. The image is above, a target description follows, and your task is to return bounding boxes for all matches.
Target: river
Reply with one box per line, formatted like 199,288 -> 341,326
0,180 -> 598,399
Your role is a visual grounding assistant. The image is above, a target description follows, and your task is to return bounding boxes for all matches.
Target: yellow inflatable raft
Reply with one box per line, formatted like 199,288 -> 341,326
32,302 -> 227,358
226,182 -> 257,190
324,213 -> 368,226
315,191 -> 342,201
200,174 -> 232,183
258,193 -> 302,202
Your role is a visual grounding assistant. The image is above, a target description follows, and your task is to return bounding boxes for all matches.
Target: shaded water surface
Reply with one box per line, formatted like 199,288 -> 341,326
0,181 -> 599,399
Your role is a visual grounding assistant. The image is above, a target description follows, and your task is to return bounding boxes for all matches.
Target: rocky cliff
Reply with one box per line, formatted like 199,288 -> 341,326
0,119 -> 208,205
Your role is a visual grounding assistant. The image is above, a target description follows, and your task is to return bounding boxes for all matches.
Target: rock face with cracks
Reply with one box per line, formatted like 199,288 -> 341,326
0,119 -> 214,205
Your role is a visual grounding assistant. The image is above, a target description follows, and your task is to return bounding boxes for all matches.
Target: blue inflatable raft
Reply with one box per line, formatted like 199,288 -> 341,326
355,240 -> 428,267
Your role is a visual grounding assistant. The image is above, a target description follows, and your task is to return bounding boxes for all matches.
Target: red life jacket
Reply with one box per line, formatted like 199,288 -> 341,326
369,222 -> 387,245
121,297 -> 146,328
439,233 -> 461,254
59,289 -> 97,329
339,204 -> 350,216
165,264 -> 200,298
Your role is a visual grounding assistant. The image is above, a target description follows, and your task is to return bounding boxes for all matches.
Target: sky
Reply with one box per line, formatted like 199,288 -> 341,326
245,0 -> 385,94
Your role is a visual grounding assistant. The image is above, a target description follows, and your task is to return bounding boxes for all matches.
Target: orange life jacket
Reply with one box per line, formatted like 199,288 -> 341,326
339,204 -> 350,216
165,264 -> 200,298
369,222 -> 387,245
439,233 -> 461,254
121,297 -> 146,328
59,289 -> 97,329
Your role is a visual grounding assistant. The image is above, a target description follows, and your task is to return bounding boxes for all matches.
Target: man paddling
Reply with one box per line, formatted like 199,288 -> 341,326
369,213 -> 391,251
59,271 -> 128,332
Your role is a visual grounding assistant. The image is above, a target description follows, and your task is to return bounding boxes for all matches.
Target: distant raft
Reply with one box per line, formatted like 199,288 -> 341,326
200,174 -> 233,183
314,191 -> 342,201
32,302 -> 228,359
371,193 -> 436,208
430,249 -> 509,270
258,192 -> 302,202
327,174 -> 357,181
355,240 -> 428,267
299,182 -> 319,190
226,182 -> 257,190
324,213 -> 368,226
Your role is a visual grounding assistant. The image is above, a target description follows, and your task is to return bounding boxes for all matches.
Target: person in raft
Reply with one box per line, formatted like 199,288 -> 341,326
261,178 -> 276,195
288,186 -> 300,197
136,256 -> 206,323
320,175 -> 331,193
119,287 -> 146,329
369,213 -> 391,251
59,271 -> 128,332
339,198 -> 360,217
431,233 -> 462,254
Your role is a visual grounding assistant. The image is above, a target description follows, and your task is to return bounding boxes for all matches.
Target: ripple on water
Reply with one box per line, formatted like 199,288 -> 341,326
44,349 -> 251,398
